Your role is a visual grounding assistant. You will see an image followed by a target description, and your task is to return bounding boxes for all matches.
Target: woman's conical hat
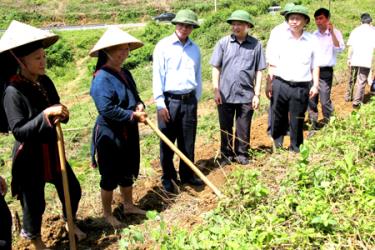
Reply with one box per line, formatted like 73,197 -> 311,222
89,26 -> 144,57
0,20 -> 59,53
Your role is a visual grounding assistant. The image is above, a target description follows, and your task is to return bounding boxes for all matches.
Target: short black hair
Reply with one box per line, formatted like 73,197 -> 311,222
361,13 -> 372,24
314,8 -> 330,19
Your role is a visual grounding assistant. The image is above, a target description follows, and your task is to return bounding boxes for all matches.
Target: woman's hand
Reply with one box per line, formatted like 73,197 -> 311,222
133,111 -> 147,123
43,104 -> 69,124
135,103 -> 145,112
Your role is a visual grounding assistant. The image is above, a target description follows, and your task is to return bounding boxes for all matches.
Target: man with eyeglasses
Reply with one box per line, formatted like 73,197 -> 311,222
153,9 -> 203,193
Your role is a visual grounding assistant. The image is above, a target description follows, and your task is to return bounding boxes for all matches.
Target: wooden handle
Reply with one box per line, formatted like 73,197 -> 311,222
56,122 -> 77,250
145,118 -> 223,198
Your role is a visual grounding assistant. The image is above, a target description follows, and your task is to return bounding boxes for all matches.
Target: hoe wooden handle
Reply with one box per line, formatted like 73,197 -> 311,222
56,122 -> 77,250
145,118 -> 223,198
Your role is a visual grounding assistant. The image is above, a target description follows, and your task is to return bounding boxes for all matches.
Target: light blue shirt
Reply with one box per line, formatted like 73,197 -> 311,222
153,32 -> 202,110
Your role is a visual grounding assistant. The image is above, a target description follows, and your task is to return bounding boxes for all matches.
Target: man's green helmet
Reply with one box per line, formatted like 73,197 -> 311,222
171,9 -> 200,28
285,5 -> 310,24
227,10 -> 255,28
280,3 -> 295,16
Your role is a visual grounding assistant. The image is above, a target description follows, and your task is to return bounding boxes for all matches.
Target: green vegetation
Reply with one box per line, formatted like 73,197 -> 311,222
119,99 -> 375,249
0,0 -> 374,248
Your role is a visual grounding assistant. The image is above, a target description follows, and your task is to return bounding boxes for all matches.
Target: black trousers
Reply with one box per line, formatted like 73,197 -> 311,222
0,195 -> 12,250
271,77 -> 309,152
20,164 -> 81,239
218,103 -> 254,158
308,67 -> 334,123
158,94 -> 197,182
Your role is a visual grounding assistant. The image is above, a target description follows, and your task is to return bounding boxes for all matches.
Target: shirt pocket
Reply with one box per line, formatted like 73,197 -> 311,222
239,49 -> 255,69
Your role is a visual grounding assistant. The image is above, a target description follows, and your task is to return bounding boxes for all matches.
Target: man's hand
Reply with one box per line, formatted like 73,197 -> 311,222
0,176 -> 7,196
214,88 -> 222,105
309,85 -> 319,99
265,75 -> 273,99
133,111 -> 147,123
328,22 -> 334,33
158,108 -> 170,123
252,95 -> 260,110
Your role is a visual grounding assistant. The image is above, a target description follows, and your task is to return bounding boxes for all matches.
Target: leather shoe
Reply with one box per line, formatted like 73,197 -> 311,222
235,155 -> 249,165
181,176 -> 204,186
162,179 -> 175,193
215,156 -> 233,167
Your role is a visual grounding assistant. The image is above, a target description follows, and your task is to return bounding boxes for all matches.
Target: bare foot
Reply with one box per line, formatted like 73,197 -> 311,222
104,214 -> 122,228
123,203 -> 146,215
65,223 -> 87,241
31,237 -> 50,250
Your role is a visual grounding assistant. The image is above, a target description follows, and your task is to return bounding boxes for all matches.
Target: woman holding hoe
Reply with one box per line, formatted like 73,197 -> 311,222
89,27 -> 147,227
0,20 -> 86,249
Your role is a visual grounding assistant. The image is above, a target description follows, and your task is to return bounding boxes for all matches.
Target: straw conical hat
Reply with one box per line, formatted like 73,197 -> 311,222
0,20 -> 59,54
89,26 -> 143,57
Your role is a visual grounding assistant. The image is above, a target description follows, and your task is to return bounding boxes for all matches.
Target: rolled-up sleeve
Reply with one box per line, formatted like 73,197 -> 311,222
334,29 -> 345,53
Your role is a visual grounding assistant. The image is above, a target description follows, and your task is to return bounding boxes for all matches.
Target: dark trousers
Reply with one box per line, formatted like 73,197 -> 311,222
271,77 -> 309,152
158,95 -> 197,182
0,195 -> 12,250
267,99 -> 284,146
218,103 -> 254,158
308,67 -> 334,123
20,164 -> 81,239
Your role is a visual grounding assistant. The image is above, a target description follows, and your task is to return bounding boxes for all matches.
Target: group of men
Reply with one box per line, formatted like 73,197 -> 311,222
152,5 -> 375,193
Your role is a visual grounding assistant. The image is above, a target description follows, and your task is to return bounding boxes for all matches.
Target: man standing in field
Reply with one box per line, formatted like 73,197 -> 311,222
265,2 -> 295,147
308,8 -> 345,129
346,13 -> 375,108
267,5 -> 319,152
153,9 -> 203,193
210,10 -> 266,165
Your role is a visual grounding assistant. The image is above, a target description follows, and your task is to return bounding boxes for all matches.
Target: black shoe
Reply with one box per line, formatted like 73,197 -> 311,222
215,156 -> 233,167
162,179 -> 175,193
352,103 -> 361,109
181,176 -> 204,186
234,155 -> 249,165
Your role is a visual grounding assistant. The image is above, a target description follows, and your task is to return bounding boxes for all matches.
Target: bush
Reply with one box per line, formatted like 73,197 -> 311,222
46,38 -> 74,68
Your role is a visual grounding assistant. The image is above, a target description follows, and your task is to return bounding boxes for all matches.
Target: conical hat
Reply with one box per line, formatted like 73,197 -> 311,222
0,20 -> 59,54
89,26 -> 144,57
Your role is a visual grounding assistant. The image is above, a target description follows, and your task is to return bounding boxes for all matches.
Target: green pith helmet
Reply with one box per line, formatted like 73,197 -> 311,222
285,5 -> 310,24
280,2 -> 295,16
226,10 -> 255,28
171,9 -> 200,28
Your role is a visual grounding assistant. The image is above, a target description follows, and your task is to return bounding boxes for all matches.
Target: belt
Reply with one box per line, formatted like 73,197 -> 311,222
320,66 -> 333,71
164,90 -> 195,101
275,76 -> 310,87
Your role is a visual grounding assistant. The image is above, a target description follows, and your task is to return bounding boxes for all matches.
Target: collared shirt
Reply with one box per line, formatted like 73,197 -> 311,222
210,34 -> 266,103
347,24 -> 375,68
268,29 -> 319,82
152,32 -> 202,110
313,28 -> 345,67
266,21 -> 289,64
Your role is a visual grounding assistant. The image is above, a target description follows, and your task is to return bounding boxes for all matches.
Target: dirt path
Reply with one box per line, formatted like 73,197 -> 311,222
13,81 -> 370,249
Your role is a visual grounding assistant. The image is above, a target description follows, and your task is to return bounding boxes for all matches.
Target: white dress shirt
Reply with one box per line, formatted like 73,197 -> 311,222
347,24 -> 375,68
313,28 -> 345,67
266,21 -> 289,64
268,29 -> 319,82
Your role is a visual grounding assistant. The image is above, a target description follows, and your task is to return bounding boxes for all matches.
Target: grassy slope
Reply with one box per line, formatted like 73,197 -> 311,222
0,0 -> 374,248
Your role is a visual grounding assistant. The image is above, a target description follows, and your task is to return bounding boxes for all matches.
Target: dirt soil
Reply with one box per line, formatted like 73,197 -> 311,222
12,82 -> 372,249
